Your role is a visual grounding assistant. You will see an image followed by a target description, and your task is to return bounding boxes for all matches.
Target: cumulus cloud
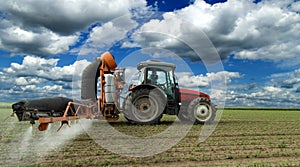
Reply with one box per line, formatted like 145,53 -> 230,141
128,12 -> 221,64
79,15 -> 138,56
0,56 -> 91,101
2,0 -> 298,63
0,0 -> 146,35
176,71 -> 241,88
174,70 -> 241,106
125,0 -> 300,66
270,68 -> 300,91
0,0 -> 146,56
3,56 -> 89,82
226,86 -> 300,108
0,25 -> 78,56
225,68 -> 300,108
180,0 -> 300,62
291,1 -> 300,12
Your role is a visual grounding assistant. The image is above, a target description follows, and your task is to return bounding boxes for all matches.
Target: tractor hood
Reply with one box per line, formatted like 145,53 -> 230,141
179,88 -> 210,101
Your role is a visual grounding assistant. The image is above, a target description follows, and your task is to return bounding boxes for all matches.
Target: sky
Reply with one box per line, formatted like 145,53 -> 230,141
0,0 -> 300,108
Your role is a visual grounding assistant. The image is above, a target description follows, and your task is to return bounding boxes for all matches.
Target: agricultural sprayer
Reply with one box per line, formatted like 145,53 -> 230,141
12,52 -> 216,131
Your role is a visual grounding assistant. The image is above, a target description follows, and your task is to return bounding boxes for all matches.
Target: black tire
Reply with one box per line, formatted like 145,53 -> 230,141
124,88 -> 166,125
122,94 -> 134,123
81,60 -> 102,101
182,98 -> 216,124
177,105 -> 191,122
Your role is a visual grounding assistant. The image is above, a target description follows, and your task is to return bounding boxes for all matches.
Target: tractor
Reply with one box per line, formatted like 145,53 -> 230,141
12,52 -> 216,131
123,60 -> 217,125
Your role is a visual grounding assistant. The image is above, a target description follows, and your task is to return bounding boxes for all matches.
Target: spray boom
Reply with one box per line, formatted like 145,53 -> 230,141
12,52 -> 123,131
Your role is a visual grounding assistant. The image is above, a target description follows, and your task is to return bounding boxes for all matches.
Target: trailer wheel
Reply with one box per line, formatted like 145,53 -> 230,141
124,88 -> 165,125
187,97 -> 216,124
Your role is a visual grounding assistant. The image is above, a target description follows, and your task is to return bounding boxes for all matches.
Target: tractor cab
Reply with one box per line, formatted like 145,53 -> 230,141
138,60 -> 177,93
135,60 -> 180,115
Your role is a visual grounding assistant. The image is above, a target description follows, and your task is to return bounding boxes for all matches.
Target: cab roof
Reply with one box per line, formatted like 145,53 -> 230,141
137,60 -> 176,71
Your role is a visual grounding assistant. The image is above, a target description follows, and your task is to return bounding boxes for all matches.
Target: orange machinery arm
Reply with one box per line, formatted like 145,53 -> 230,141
97,52 -> 117,116
38,52 -> 118,131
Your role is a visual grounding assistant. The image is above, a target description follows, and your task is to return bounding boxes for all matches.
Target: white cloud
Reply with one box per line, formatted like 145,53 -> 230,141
129,12 -> 221,64
176,72 -> 209,87
199,0 -> 300,63
176,71 -> 241,88
1,56 -> 91,101
270,68 -> 300,90
291,1 -> 300,12
0,0 -> 146,56
79,15 -> 138,56
226,86 -> 300,108
207,71 -> 241,83
263,86 -> 282,93
4,56 -> 90,82
121,41 -> 140,48
43,85 -> 63,91
127,0 -> 300,66
15,77 -> 28,86
0,0 -> 146,35
174,70 -> 241,106
225,68 -> 300,108
0,26 -> 78,56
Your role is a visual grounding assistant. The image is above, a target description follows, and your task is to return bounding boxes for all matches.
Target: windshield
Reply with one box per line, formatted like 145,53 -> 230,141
146,67 -> 175,96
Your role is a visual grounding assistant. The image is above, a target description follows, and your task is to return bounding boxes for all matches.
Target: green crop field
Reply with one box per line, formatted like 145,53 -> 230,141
0,103 -> 299,166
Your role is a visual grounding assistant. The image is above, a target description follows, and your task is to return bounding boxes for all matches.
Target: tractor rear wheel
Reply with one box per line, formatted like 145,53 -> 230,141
124,88 -> 165,125
187,97 -> 216,124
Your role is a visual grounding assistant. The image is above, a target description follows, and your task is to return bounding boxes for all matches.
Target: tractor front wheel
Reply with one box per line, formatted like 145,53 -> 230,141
186,97 -> 216,124
124,88 -> 165,125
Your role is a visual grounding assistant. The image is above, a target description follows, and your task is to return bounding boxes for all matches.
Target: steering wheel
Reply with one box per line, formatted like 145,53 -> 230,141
158,82 -> 167,90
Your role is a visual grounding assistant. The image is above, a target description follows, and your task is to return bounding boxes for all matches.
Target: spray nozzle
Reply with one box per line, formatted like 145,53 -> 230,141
30,119 -> 35,125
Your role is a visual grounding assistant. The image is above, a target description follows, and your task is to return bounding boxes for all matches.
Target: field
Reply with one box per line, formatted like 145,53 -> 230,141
0,103 -> 299,166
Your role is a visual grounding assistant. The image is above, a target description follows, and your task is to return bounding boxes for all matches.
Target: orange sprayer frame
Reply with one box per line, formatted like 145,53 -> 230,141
38,52 -> 119,131
38,101 -> 96,131
98,52 -> 118,119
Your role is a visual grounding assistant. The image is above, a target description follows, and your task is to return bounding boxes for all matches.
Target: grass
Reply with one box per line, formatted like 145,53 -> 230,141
0,102 -> 12,109
0,103 -> 299,166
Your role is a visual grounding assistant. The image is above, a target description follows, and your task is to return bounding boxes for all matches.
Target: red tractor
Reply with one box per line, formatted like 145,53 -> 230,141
12,52 -> 216,130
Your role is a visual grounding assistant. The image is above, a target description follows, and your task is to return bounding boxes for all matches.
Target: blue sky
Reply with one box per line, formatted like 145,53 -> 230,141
0,0 -> 300,108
